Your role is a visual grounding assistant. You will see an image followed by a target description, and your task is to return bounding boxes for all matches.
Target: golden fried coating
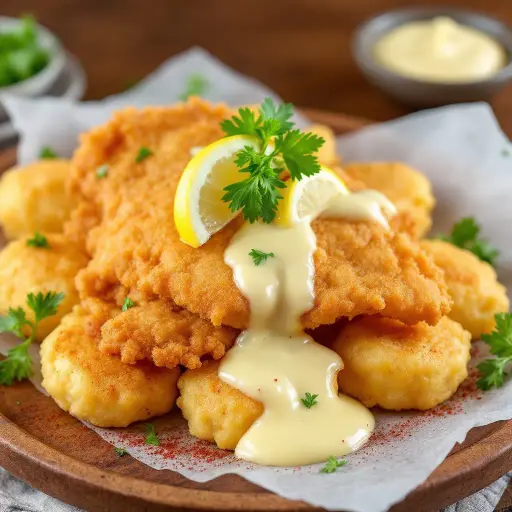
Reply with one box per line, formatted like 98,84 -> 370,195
0,159 -> 74,239
177,360 -> 263,450
307,124 -> 339,167
420,240 -> 510,338
68,99 -> 451,330
343,162 -> 435,238
41,307 -> 180,427
332,316 -> 471,410
100,299 -> 237,369
0,234 -> 88,340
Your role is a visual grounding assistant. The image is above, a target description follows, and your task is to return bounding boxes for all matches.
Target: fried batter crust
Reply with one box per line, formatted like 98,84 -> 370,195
100,299 -> 237,369
67,99 -> 451,330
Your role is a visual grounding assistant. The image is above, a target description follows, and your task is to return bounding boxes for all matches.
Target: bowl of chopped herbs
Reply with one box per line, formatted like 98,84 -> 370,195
0,15 -> 66,104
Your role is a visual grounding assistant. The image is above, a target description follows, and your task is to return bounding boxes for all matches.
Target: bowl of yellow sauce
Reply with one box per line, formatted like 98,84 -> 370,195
353,8 -> 512,107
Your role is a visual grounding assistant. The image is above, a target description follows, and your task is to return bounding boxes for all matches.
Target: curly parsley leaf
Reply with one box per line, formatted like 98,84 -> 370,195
320,456 -> 347,473
39,146 -> 57,159
300,392 -> 319,409
26,232 -> 49,249
220,98 -> 324,223
27,292 -> 64,324
0,307 -> 28,338
135,147 -> 153,163
144,423 -> 160,446
438,217 -> 499,266
0,341 -> 33,385
121,297 -> 135,312
178,73 -> 209,101
96,164 -> 109,178
477,312 -> 512,390
115,447 -> 128,457
0,292 -> 64,386
249,249 -> 275,266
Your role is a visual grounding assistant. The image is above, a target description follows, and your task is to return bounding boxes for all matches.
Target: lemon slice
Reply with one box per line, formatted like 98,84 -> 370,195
276,167 -> 349,226
174,135 -> 260,248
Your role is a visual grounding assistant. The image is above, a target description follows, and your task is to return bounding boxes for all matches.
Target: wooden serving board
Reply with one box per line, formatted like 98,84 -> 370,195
0,110 -> 510,512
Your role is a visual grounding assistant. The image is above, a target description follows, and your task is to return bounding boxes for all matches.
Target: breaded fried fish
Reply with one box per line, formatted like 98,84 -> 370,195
67,99 -> 451,330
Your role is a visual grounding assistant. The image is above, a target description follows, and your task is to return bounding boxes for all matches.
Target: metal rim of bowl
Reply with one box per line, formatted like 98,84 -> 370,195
0,16 -> 66,95
352,6 -> 512,89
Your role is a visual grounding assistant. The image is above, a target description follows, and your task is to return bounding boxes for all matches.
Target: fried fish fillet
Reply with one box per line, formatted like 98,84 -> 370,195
343,162 -> 435,238
67,99 -> 451,330
332,316 -> 471,410
420,240 -> 510,338
100,299 -> 237,369
41,306 -> 180,427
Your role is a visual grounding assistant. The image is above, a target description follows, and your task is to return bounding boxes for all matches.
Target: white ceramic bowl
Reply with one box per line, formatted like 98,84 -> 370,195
0,16 -> 66,100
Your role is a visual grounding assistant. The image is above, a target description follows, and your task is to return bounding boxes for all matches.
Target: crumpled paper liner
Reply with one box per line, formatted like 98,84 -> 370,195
0,48 -> 511,512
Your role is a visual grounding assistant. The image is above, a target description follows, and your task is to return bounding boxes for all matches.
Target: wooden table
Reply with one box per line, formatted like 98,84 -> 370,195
2,0 -> 512,135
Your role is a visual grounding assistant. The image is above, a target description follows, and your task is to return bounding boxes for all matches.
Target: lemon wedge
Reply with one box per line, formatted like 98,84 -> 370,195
174,135 -> 260,248
276,167 -> 349,226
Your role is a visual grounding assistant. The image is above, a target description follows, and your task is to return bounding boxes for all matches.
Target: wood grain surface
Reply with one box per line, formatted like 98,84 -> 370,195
2,0 -> 512,135
0,110 -> 510,512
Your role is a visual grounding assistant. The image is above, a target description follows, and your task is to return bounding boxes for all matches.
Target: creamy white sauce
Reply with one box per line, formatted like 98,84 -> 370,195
219,188 -> 393,467
373,16 -> 507,83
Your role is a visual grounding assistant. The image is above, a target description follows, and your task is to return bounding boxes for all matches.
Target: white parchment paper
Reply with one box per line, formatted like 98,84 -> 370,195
1,48 -> 511,512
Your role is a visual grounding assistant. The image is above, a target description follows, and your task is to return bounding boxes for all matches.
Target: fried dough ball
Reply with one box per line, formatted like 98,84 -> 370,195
343,162 -> 435,238
0,160 -> 74,239
420,240 -> 510,338
0,235 -> 89,340
41,307 -> 180,427
333,316 -> 471,411
307,124 -> 339,167
177,360 -> 263,450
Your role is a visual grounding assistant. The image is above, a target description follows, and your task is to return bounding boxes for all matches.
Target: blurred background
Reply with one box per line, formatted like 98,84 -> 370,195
1,0 -> 512,131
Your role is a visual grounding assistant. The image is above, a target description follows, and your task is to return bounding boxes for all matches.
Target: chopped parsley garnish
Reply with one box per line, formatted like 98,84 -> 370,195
135,147 -> 153,163
220,98 -> 324,223
0,16 -> 50,88
39,146 -> 57,159
96,164 -> 109,178
144,423 -> 160,446
179,73 -> 209,101
0,291 -> 64,385
320,456 -> 347,473
300,392 -> 319,409
26,232 -> 49,249
249,249 -> 275,266
121,297 -> 135,312
477,312 -> 512,390
114,447 -> 128,457
437,217 -> 499,266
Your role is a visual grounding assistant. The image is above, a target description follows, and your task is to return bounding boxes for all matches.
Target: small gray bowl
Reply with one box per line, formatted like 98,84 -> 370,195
353,7 -> 512,108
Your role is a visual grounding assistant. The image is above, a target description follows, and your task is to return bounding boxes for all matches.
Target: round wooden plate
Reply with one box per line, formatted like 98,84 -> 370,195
0,110 -> 510,512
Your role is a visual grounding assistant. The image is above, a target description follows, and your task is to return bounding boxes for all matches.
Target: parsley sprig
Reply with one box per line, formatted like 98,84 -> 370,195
0,291 -> 64,385
249,249 -> 275,266
300,392 -> 319,409
115,447 -> 128,457
220,98 -> 325,223
121,297 -> 135,312
438,217 -> 499,266
39,146 -> 57,159
179,73 -> 209,101
320,456 -> 347,473
477,313 -> 512,390
26,232 -> 49,249
144,423 -> 160,446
